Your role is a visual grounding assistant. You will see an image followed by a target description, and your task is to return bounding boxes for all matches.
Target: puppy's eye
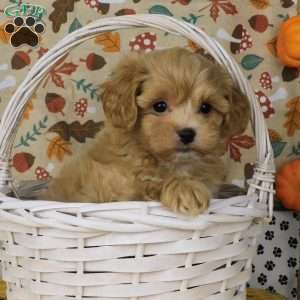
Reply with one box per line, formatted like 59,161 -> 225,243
199,102 -> 212,114
153,101 -> 168,113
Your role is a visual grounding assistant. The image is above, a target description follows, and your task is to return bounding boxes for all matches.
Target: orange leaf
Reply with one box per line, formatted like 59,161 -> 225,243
250,0 -> 270,9
266,36 -> 277,57
0,22 -> 10,44
21,100 -> 34,123
187,40 -> 201,52
268,129 -> 282,142
95,32 -> 120,52
47,136 -> 72,162
284,96 -> 300,136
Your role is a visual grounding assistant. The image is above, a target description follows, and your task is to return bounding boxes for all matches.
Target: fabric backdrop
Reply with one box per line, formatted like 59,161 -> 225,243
0,0 -> 298,183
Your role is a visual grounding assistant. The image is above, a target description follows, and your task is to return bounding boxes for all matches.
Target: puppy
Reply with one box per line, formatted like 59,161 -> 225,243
44,47 -> 250,215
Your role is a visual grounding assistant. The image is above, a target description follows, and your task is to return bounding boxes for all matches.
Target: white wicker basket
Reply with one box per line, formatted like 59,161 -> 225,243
0,15 -> 274,300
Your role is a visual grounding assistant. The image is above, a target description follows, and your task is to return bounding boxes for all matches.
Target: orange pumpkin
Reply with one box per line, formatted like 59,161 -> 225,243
276,159 -> 300,212
276,16 -> 300,67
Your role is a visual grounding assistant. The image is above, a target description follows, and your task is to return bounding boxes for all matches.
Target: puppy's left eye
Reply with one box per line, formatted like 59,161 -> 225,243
199,102 -> 212,114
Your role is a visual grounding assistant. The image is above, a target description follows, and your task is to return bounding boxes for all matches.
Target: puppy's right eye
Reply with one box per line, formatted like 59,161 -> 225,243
153,101 -> 168,113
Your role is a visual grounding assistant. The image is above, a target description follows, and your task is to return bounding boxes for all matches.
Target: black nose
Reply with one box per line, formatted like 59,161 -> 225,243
178,128 -> 196,145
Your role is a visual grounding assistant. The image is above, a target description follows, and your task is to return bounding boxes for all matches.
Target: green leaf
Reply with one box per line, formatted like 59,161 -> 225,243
271,141 -> 286,158
241,55 -> 264,70
69,18 -> 82,33
15,116 -> 48,148
148,5 -> 173,16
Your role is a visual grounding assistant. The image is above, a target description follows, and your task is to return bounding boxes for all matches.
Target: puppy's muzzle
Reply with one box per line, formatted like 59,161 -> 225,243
178,128 -> 196,145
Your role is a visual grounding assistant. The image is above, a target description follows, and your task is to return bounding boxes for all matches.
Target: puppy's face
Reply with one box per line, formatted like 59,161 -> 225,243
102,48 -> 250,162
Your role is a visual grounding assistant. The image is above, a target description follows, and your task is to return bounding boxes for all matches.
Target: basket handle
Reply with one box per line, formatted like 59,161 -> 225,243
0,14 -> 275,200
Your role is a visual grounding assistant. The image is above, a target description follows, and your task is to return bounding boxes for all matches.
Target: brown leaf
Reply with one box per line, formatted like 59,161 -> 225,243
284,96 -> 300,136
266,36 -> 277,57
95,32 -> 120,52
37,47 -> 49,58
47,136 -> 72,162
48,120 -> 104,142
230,135 -> 255,149
250,0 -> 270,9
69,120 -> 104,143
48,121 -> 70,141
55,62 -> 78,75
219,2 -> 238,15
49,0 -> 80,33
229,143 -> 241,162
51,72 -> 64,88
44,56 -> 76,88
210,4 -> 220,22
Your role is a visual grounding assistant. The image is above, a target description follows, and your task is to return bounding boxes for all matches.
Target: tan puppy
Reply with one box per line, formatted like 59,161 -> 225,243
44,47 -> 250,215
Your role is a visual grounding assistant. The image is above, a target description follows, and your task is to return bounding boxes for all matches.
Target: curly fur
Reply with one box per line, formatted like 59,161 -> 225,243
44,47 -> 250,215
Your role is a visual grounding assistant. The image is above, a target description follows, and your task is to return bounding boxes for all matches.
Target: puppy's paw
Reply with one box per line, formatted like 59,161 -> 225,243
161,177 -> 210,216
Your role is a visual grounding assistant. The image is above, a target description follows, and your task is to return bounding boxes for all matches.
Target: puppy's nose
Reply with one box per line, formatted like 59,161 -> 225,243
178,128 -> 196,145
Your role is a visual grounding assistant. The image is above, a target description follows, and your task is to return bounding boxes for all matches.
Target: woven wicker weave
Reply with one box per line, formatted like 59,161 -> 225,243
0,15 -> 274,300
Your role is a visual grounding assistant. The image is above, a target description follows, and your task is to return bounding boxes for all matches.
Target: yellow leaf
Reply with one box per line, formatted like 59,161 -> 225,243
95,32 -> 120,52
250,0 -> 270,9
268,128 -> 282,142
21,99 -> 34,123
0,22 -> 10,44
47,136 -> 72,162
284,96 -> 300,136
266,36 -> 277,57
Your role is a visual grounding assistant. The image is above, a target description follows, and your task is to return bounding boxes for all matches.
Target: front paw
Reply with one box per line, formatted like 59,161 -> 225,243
161,177 -> 210,215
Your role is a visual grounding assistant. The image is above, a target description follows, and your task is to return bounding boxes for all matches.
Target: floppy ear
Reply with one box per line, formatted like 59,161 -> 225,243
101,52 -> 148,130
222,85 -> 251,138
